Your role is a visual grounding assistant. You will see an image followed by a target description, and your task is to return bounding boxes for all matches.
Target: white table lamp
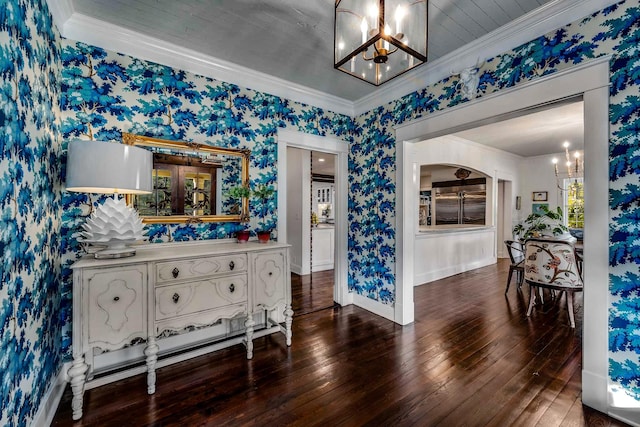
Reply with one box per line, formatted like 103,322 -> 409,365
66,139 -> 153,258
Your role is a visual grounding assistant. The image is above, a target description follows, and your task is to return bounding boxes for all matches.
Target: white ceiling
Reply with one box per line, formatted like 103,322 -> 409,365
69,0 -> 552,101
311,151 -> 336,177
452,99 -> 584,157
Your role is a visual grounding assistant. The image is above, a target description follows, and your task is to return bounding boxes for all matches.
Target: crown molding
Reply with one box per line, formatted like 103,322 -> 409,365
47,5 -> 354,117
352,0 -> 620,115
46,0 -> 74,30
47,0 -> 617,119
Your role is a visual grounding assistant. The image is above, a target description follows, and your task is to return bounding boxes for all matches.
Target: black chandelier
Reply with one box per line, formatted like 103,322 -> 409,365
334,0 -> 428,86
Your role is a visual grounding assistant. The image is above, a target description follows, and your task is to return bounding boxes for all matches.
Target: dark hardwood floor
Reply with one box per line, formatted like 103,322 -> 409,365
291,270 -> 335,315
52,260 -> 628,426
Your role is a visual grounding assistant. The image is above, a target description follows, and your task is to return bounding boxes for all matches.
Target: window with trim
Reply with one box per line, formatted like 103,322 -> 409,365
563,177 -> 584,228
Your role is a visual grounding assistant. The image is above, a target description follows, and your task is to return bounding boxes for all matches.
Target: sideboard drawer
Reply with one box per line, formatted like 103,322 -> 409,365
156,254 -> 247,283
155,275 -> 248,321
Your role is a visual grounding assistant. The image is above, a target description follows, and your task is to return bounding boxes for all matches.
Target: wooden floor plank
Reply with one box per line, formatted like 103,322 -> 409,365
51,260 -> 629,426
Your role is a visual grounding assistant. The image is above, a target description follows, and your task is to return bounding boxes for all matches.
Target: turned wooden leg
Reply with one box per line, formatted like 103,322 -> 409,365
527,285 -> 536,317
68,355 -> 88,420
284,304 -> 293,347
567,291 -> 576,328
244,315 -> 255,360
144,336 -> 159,394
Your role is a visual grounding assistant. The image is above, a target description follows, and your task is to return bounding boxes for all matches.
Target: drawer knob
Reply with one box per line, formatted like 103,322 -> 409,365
229,283 -> 235,293
113,296 -> 120,302
229,261 -> 235,270
172,267 -> 179,278
172,293 -> 180,303
268,272 -> 273,276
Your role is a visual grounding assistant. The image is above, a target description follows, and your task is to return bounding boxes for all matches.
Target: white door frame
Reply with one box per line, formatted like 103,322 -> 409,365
277,129 -> 351,307
395,57 -> 610,413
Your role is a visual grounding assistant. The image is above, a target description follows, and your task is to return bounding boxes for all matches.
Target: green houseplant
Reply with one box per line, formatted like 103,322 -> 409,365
513,205 -> 569,241
226,185 -> 251,242
252,184 -> 275,243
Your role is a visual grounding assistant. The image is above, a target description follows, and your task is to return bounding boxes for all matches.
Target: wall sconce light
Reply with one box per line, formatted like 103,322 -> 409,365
66,139 -> 152,258
516,196 -> 521,210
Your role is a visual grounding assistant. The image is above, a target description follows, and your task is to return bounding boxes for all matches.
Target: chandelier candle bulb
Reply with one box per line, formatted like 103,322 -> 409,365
395,5 -> 405,35
335,0 -> 427,85
361,17 -> 368,43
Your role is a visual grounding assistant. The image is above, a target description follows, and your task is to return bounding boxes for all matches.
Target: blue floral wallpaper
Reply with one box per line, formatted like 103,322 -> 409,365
0,0 -> 63,425
58,41 -> 355,359
1,0 -> 639,423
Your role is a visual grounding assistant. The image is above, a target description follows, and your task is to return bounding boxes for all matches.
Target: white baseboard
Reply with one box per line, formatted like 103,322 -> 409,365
352,293 -> 395,322
32,364 -> 69,427
414,257 -> 496,286
290,262 -> 302,275
608,409 -> 640,427
311,262 -> 333,272
582,369 -> 609,412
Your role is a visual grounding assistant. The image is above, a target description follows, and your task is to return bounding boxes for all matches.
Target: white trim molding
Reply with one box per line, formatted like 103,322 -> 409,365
46,0 -> 619,117
48,9 -> 354,117
395,57 -> 612,415
353,0 -> 620,115
277,130 -> 351,308
32,363 -> 69,427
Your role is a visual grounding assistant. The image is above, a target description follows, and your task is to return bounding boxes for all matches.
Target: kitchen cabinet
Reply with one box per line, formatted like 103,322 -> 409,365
312,226 -> 334,272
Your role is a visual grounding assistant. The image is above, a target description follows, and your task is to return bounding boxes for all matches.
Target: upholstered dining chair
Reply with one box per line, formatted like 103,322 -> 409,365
504,240 -> 525,293
523,238 -> 584,328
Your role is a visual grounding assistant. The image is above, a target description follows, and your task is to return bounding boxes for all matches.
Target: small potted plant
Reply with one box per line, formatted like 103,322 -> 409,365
513,205 -> 569,241
252,184 -> 275,243
226,185 -> 251,242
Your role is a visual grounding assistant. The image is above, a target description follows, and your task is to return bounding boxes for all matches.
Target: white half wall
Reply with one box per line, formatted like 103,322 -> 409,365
414,228 -> 497,285
407,135 -> 521,286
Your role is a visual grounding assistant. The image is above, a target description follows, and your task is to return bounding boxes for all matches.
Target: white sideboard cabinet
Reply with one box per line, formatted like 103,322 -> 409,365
69,241 -> 292,420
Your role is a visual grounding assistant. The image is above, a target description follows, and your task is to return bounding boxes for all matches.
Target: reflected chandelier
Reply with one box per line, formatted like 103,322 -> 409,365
334,0 -> 428,86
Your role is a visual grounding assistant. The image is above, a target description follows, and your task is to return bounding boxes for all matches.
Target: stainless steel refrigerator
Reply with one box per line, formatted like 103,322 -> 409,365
434,184 -> 486,225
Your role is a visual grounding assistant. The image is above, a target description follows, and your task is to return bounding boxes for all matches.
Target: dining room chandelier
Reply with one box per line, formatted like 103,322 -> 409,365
552,141 -> 583,195
334,0 -> 428,86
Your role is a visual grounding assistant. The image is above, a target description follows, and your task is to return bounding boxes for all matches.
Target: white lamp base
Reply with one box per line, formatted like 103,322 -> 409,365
81,197 -> 145,259
94,246 -> 137,259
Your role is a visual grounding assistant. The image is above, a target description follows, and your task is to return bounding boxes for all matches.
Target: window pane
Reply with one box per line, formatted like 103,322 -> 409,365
564,178 -> 584,229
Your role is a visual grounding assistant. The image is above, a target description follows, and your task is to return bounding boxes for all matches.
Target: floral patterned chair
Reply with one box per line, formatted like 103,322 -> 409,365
523,238 -> 584,328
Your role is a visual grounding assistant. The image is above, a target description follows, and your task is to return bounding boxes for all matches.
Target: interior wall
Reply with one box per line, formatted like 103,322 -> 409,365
286,147 -> 310,274
497,181 -> 505,258
0,1 -> 66,425
410,135 -> 520,284
517,152 -> 569,219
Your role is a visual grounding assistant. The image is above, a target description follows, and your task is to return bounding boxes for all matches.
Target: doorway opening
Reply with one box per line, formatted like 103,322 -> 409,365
396,58 -> 609,413
287,147 -> 337,315
277,129 -> 351,314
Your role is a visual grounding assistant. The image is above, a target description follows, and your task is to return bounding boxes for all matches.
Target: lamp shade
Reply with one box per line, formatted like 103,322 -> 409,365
66,139 -> 153,194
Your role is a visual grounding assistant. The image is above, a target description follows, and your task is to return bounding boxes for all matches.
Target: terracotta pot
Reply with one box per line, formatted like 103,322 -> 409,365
236,230 -> 250,243
256,230 -> 271,243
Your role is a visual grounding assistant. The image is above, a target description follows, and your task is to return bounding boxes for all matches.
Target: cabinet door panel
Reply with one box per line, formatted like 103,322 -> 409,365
253,251 -> 286,310
86,266 -> 146,349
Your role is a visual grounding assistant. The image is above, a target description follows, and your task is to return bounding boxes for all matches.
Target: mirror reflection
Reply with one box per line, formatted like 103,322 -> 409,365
123,133 -> 250,223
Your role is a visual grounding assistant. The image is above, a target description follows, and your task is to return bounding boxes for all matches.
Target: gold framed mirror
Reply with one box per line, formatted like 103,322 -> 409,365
123,133 -> 250,224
